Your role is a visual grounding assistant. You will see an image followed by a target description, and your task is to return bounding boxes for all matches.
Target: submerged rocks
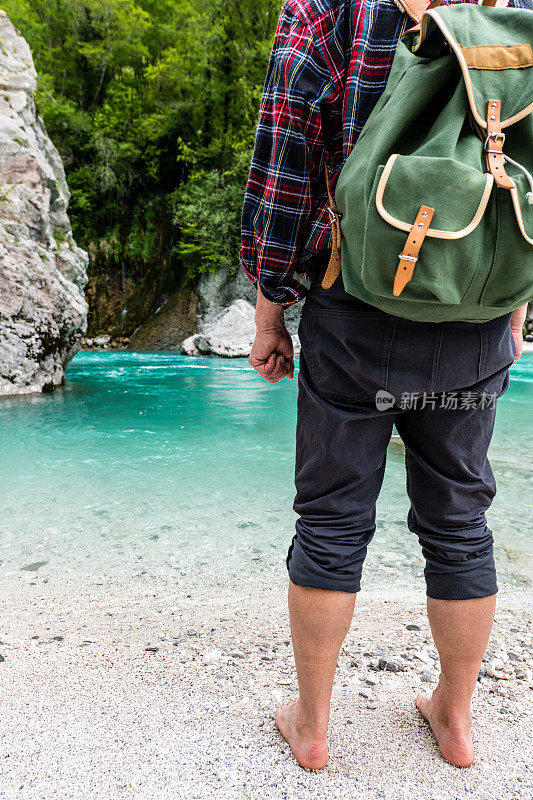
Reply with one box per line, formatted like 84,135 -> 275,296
0,12 -> 88,395
181,298 -> 301,359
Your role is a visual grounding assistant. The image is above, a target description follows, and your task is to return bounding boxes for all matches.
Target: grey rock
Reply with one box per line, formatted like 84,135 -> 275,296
420,672 -> 433,683
359,688 -> 373,699
180,335 -> 202,356
182,299 -> 255,358
186,629 -> 198,637
0,654 -> 4,663
181,283 -> 302,358
0,13 -> 88,395
197,264 -> 302,337
181,299 -> 302,360
144,646 -> 159,653
378,658 -> 403,673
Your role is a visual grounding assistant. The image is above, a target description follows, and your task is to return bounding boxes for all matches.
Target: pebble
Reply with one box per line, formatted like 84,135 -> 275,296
359,688 -> 373,699
420,672 -> 433,683
204,648 -> 222,665
365,676 -> 379,686
230,649 -> 246,659
378,658 -> 403,673
406,624 -> 421,631
380,678 -> 401,690
219,700 -> 230,710
0,654 -> 4,663
486,660 -> 509,679
187,629 -> 198,637
413,651 -> 433,666
144,646 -> 159,653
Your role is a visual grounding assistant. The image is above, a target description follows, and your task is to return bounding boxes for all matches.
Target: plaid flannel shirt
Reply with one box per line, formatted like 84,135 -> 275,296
240,0 -> 529,306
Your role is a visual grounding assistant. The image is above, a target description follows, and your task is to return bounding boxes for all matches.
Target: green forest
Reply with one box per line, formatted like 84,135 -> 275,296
2,0 -> 279,332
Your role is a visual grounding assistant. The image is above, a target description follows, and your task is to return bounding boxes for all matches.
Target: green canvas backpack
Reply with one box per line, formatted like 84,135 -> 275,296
323,0 -> 533,322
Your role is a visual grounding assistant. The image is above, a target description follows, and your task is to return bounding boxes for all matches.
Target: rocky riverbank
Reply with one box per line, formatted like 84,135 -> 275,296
0,579 -> 531,800
0,12 -> 88,395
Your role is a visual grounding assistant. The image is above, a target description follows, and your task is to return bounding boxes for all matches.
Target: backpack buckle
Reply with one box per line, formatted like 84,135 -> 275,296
328,206 -> 342,221
484,132 -> 505,153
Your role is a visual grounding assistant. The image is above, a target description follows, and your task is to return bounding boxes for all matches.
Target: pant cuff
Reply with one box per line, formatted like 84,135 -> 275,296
286,534 -> 362,593
424,554 -> 498,600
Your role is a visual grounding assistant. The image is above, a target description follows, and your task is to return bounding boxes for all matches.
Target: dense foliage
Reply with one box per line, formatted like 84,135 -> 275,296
2,0 -> 278,286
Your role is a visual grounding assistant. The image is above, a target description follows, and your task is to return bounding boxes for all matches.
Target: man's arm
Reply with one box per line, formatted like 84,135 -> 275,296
510,303 -> 528,361
240,4 -> 342,382
249,286 -> 294,382
240,3 -> 340,308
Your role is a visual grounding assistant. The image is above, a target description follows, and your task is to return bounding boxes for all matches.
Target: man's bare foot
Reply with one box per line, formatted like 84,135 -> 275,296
275,698 -> 329,770
416,691 -> 475,767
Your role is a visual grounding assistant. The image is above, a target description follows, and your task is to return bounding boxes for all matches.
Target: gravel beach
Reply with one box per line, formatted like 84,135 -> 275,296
0,579 -> 531,800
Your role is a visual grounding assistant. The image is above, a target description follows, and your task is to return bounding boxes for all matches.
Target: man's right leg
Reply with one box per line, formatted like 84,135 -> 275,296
275,581 -> 356,769
278,289 -> 396,767
395,371 -> 508,767
417,594 -> 496,767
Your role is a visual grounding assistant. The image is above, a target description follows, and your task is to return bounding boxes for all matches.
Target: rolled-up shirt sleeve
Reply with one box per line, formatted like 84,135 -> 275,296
240,3 -> 337,306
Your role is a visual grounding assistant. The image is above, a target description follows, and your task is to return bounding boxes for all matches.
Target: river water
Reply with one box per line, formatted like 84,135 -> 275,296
0,351 -> 531,593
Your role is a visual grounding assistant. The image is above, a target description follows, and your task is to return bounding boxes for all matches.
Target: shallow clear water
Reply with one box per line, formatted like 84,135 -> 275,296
0,351 -> 531,592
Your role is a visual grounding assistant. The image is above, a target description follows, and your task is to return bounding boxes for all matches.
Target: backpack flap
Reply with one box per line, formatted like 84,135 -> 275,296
417,5 -> 533,129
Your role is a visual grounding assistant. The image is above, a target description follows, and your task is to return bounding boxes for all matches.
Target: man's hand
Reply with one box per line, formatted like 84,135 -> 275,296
249,285 -> 294,383
510,303 -> 528,362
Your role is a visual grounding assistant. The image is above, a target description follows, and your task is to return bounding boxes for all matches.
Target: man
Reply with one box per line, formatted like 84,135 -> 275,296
240,0 -> 528,769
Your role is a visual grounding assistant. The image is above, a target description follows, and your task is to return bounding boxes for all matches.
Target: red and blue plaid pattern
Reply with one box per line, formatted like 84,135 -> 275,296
240,0 -> 529,306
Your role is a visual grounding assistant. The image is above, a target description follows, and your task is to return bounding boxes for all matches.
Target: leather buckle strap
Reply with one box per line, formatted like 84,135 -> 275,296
393,205 -> 435,296
484,100 -> 514,189
321,162 -> 343,289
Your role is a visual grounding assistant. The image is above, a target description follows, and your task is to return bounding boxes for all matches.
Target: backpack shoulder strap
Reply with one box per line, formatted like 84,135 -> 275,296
394,0 -> 508,24
393,0 -> 432,23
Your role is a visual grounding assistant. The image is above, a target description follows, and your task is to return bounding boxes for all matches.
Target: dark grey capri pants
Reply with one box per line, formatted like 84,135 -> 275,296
287,264 -> 516,600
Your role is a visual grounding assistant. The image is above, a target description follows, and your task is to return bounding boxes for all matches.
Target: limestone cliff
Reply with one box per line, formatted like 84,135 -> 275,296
0,12 -> 88,395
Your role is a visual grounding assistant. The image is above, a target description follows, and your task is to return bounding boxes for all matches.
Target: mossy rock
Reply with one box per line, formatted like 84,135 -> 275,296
129,288 -> 198,350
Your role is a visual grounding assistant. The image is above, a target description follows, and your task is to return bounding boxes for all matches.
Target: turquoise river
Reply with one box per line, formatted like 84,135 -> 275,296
0,351 -> 531,593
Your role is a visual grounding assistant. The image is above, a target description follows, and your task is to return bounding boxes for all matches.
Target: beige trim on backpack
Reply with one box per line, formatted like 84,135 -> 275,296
375,154 -> 495,239
510,187 -> 533,245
